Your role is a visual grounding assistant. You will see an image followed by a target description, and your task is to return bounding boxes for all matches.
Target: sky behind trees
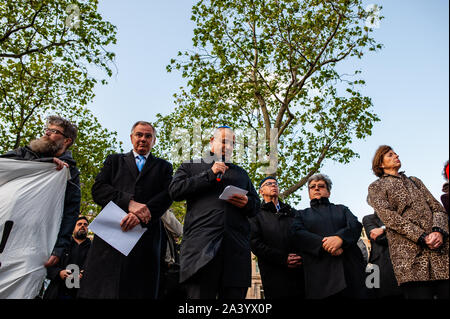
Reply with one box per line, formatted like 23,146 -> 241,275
88,0 -> 449,220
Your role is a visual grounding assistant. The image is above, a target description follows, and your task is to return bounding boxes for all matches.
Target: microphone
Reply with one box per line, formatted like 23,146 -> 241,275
216,155 -> 225,182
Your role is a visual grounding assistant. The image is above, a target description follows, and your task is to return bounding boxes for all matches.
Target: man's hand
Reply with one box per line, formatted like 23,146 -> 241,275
322,236 -> 343,254
59,269 -> 72,280
331,248 -> 344,256
370,227 -> 384,241
211,162 -> 229,175
44,255 -> 60,268
287,253 -> 302,268
425,232 -> 444,250
128,200 -> 151,224
226,194 -> 248,208
120,213 -> 141,232
53,158 -> 69,170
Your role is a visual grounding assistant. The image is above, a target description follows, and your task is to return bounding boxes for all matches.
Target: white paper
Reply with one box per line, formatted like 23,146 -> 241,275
219,185 -> 248,200
89,201 -> 147,256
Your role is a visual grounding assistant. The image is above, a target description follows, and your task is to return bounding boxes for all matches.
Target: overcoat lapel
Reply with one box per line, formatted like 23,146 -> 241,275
124,151 -> 139,180
137,154 -> 157,182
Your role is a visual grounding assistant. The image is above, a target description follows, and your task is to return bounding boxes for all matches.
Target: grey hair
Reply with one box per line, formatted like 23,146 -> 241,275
307,173 -> 333,192
131,121 -> 157,136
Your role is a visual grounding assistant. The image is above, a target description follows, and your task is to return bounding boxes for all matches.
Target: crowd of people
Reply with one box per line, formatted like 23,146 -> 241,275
0,115 -> 448,300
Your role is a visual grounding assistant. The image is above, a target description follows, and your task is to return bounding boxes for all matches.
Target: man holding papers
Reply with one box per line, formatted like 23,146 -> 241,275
78,121 -> 173,299
169,126 -> 259,299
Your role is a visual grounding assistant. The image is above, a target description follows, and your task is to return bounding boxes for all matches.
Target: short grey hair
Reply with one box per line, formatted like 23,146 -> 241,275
307,174 -> 333,192
131,121 -> 157,136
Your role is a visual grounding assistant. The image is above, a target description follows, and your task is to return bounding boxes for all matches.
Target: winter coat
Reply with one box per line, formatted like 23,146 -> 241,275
250,200 -> 305,298
290,197 -> 368,299
168,158 -> 259,287
367,172 -> 449,285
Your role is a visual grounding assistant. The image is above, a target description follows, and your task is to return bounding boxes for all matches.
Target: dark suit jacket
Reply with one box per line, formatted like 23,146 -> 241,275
77,152 -> 173,299
362,213 -> 401,298
169,159 -> 259,287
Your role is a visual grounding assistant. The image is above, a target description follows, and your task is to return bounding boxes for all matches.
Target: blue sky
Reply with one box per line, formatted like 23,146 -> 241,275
88,0 -> 449,221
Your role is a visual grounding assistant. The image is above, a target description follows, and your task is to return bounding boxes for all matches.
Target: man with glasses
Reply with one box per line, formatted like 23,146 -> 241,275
78,121 -> 173,299
1,115 -> 80,268
290,174 -> 368,299
249,176 -> 305,299
169,126 -> 259,299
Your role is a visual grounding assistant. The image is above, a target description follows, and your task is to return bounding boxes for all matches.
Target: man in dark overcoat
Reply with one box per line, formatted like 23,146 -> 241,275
290,174 -> 368,299
250,176 -> 305,299
169,126 -> 259,299
77,121 -> 173,299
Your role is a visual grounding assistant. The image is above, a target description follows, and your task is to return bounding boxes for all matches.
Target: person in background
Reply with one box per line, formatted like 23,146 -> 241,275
290,174 -> 368,299
43,216 -> 91,299
367,145 -> 449,299
362,213 -> 402,299
250,176 -> 305,299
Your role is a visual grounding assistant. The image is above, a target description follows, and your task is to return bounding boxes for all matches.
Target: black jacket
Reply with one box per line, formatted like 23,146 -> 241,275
250,200 -> 305,298
362,213 -> 401,298
169,159 -> 259,287
0,146 -> 81,257
77,152 -> 173,299
290,197 -> 367,299
43,237 -> 91,299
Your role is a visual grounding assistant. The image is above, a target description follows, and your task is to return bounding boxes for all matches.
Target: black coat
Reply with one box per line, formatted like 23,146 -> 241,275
0,146 -> 81,257
290,197 -> 367,299
43,237 -> 91,299
77,152 -> 173,299
250,200 -> 305,299
168,159 -> 259,287
362,213 -> 402,298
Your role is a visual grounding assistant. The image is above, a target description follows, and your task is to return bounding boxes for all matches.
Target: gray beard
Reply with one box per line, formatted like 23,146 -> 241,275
74,230 -> 87,240
29,137 -> 63,156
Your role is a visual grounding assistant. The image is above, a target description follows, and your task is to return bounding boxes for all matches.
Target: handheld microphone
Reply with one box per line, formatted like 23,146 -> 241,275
216,155 -> 225,182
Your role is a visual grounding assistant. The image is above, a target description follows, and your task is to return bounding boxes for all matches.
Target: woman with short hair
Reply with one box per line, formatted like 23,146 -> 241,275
367,145 -> 449,299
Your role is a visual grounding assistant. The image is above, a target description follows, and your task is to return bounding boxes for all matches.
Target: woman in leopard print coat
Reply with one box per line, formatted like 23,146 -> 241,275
367,145 -> 449,299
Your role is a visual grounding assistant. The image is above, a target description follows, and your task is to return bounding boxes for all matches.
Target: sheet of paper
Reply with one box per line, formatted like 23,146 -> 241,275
89,201 -> 147,256
219,185 -> 248,200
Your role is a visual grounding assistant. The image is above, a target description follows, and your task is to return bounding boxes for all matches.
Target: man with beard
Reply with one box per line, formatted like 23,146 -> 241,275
0,115 -> 80,268
43,216 -> 91,299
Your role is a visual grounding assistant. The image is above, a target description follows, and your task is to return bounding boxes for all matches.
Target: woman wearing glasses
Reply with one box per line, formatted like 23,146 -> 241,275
290,174 -> 368,299
367,145 -> 449,299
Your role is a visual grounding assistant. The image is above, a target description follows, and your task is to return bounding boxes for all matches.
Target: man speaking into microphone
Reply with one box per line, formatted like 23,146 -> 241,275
169,126 -> 259,299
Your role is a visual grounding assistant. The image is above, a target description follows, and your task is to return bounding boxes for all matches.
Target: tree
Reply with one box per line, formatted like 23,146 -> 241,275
0,0 -> 122,216
155,0 -> 382,205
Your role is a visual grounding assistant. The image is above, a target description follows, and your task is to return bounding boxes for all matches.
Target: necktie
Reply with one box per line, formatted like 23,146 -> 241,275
136,155 -> 146,172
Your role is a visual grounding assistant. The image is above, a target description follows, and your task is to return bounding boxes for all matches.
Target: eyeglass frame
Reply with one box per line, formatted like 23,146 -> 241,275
261,181 -> 278,188
44,127 -> 68,138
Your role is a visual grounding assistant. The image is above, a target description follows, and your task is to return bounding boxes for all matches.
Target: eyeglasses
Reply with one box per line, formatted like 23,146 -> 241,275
44,128 -> 68,138
309,184 -> 327,190
262,181 -> 278,187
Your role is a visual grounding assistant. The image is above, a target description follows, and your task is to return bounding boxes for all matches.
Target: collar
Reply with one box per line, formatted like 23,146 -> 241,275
310,197 -> 330,207
261,199 -> 291,216
381,171 -> 405,179
133,150 -> 150,159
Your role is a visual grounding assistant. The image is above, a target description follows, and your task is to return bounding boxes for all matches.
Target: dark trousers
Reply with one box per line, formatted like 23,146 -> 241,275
401,280 -> 449,299
184,248 -> 248,299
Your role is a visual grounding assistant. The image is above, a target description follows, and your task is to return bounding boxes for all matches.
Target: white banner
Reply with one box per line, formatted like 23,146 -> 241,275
0,158 -> 69,299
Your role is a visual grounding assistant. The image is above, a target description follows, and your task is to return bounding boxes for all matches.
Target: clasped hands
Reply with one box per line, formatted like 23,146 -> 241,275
425,232 -> 444,250
287,253 -> 302,268
322,236 -> 344,256
120,200 -> 151,231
